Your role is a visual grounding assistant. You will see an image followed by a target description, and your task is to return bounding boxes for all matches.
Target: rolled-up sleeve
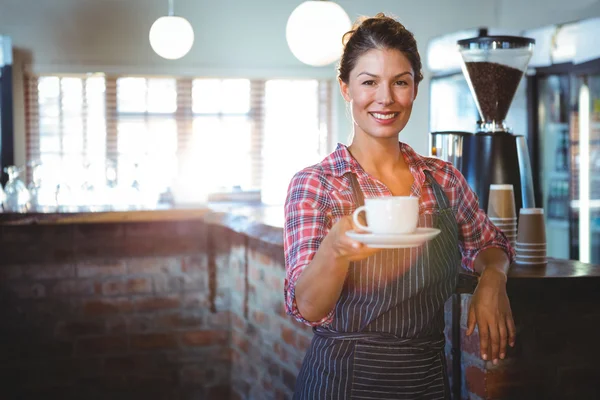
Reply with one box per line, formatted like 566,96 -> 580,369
451,166 -> 516,272
283,169 -> 334,327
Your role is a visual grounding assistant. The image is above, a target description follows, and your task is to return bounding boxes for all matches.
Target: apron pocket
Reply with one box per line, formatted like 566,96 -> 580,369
350,342 -> 447,400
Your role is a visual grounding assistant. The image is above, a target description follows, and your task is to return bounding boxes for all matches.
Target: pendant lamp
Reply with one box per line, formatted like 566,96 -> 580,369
149,0 -> 195,60
286,0 -> 352,67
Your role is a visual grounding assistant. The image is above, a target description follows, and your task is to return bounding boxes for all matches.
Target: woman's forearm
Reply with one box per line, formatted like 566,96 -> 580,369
294,235 -> 350,322
474,247 -> 510,282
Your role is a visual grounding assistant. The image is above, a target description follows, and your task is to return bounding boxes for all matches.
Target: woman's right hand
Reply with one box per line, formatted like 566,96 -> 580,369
293,214 -> 380,322
325,215 -> 381,262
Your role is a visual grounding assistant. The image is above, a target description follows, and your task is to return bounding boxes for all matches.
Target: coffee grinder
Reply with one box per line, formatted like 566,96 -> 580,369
431,33 -> 536,212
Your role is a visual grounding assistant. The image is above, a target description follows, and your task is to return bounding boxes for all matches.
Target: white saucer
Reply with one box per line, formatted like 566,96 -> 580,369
346,228 -> 441,249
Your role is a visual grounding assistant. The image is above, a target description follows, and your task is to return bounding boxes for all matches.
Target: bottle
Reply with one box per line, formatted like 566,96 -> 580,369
3,166 -> 30,213
547,182 -> 556,219
0,184 -> 5,212
555,138 -> 565,172
560,181 -> 569,220
561,135 -> 569,171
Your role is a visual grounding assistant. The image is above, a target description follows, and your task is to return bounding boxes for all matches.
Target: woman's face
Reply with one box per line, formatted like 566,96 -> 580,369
339,48 -> 418,141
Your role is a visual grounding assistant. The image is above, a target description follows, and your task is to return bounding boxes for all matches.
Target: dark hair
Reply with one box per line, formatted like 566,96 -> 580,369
337,13 -> 423,85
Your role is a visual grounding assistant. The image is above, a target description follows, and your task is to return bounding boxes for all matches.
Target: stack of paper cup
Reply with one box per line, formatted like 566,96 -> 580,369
515,208 -> 547,265
487,184 -> 517,247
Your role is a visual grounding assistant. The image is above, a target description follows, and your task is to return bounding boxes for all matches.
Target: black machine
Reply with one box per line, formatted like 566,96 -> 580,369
431,33 -> 536,212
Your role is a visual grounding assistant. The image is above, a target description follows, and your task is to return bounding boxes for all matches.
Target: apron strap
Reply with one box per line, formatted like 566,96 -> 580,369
348,172 -> 367,226
313,328 -> 445,351
348,172 -> 365,207
424,170 -> 451,210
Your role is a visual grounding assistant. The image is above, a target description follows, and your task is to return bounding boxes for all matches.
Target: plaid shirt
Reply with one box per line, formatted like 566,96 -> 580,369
284,142 -> 515,326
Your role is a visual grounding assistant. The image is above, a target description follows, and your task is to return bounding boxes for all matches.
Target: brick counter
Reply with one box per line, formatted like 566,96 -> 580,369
0,213 -> 232,400
1,208 -> 599,399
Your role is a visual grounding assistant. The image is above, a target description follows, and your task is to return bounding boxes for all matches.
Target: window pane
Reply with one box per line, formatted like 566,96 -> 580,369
117,119 -> 147,157
262,79 -> 323,205
38,77 -> 60,118
148,119 -> 178,154
40,134 -> 61,153
192,79 -> 250,114
61,78 -> 83,117
189,116 -> 252,191
192,79 -> 221,113
220,116 -> 251,189
118,118 -> 177,156
63,135 -> 84,154
63,116 -> 84,136
222,79 -> 251,113
33,75 -> 108,209
86,77 -> 106,118
39,116 -> 60,137
117,118 -> 177,191
86,122 -> 106,156
117,77 -> 147,112
38,76 -> 60,97
148,78 -> 177,113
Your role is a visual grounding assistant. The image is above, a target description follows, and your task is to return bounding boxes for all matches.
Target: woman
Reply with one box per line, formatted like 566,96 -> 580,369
283,14 -> 516,400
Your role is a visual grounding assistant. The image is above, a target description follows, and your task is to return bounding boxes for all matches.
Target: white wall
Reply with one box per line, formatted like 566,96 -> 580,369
1,0 -> 599,166
498,0 -> 600,29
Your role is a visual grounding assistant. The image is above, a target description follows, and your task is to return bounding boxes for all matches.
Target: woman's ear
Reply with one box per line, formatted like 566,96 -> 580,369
339,78 -> 351,102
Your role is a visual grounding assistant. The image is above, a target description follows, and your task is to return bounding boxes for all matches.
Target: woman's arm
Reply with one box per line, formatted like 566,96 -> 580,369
443,163 -> 516,365
295,216 -> 379,322
283,170 -> 379,325
467,248 -> 516,365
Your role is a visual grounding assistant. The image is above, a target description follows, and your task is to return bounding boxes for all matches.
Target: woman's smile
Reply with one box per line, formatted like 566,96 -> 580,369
369,111 -> 400,124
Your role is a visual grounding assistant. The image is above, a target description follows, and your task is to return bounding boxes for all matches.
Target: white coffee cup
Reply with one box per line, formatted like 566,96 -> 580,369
352,196 -> 419,235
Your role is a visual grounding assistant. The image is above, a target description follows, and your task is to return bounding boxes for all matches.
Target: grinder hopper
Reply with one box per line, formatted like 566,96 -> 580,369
457,32 -> 535,133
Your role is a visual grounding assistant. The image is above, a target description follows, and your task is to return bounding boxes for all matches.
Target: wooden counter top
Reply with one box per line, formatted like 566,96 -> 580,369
508,258 -> 600,278
1,205 -> 598,280
0,208 -> 211,225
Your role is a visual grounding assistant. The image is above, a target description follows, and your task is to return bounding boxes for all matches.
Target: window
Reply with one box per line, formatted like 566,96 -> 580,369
25,73 -> 333,209
26,75 -> 107,209
261,80 -> 329,205
187,79 -> 252,193
114,77 -> 178,195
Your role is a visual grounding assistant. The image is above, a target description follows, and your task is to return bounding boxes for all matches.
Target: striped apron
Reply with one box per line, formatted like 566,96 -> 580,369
293,171 -> 461,400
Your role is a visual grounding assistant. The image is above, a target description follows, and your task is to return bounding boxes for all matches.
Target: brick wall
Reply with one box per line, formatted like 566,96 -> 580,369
0,220 -> 232,400
226,235 -> 313,400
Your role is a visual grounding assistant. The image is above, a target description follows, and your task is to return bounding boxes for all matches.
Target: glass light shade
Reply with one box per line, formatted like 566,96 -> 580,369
149,16 -> 195,60
286,1 -> 351,67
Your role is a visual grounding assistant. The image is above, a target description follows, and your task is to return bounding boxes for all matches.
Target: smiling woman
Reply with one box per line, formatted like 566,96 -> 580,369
284,13 -> 516,400
339,48 -> 418,139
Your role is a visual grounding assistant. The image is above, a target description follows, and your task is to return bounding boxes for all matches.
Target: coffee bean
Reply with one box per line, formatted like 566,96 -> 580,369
464,61 -> 523,124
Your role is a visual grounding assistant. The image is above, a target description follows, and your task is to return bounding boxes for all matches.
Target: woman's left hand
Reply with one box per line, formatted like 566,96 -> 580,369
466,269 -> 516,364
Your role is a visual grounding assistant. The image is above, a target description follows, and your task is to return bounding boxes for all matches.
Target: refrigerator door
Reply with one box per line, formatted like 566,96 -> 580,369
537,75 -> 571,260
570,74 -> 600,264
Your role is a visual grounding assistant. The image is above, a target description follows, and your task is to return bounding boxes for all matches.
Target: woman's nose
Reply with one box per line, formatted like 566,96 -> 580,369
376,85 -> 395,106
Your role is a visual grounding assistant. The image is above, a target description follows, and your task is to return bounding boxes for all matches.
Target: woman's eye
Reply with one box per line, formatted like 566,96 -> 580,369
362,80 -> 375,86
395,80 -> 408,86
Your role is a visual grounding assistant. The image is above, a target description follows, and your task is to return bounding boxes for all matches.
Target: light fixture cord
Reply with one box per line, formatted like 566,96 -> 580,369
168,0 -> 174,16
